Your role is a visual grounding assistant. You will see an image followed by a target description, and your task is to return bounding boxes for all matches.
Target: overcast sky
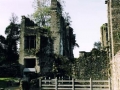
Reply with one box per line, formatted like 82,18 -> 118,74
0,0 -> 107,57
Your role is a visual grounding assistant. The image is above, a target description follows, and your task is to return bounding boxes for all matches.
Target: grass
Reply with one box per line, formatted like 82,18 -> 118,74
0,77 -> 20,88
0,78 -> 13,81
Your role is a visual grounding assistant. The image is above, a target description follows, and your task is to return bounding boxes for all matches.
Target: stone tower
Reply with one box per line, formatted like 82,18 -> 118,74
106,0 -> 120,58
100,23 -> 109,49
19,16 -> 40,74
51,0 -> 63,55
106,0 -> 120,90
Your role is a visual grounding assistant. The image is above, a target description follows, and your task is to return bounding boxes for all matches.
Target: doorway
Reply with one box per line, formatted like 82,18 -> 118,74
24,58 -> 36,68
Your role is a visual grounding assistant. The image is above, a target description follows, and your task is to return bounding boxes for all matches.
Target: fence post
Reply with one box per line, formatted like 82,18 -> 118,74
72,78 -> 74,90
69,76 -> 70,84
49,77 -> 50,85
55,77 -> 58,90
45,77 -> 46,84
109,78 -> 111,90
62,76 -> 63,84
90,78 -> 92,90
59,77 -> 60,84
39,78 -> 42,90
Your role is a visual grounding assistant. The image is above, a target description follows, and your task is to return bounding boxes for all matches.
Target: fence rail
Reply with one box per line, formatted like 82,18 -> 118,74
39,77 -> 110,90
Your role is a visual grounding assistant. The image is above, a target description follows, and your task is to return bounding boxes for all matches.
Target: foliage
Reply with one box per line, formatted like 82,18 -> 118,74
0,13 -> 20,64
31,0 -> 75,77
71,33 -> 79,48
94,41 -> 101,50
36,31 -> 73,77
0,80 -> 8,88
51,54 -> 73,77
76,48 -> 109,79
0,77 -> 20,88
32,0 -> 51,28
0,35 -> 6,64
32,0 -> 72,28
63,12 -> 72,25
0,63 -> 20,77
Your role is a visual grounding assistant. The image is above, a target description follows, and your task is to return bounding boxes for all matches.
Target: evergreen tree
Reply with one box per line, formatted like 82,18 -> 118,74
0,13 -> 20,64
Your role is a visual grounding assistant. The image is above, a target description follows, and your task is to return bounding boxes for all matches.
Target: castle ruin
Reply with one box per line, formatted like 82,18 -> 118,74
105,0 -> 120,89
19,0 -> 75,76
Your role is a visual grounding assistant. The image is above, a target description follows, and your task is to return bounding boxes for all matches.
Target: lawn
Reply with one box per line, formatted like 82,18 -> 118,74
0,78 -> 20,88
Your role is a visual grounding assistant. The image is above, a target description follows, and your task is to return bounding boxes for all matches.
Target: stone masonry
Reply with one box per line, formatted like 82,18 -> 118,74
105,0 -> 120,90
100,23 -> 109,50
19,16 -> 41,74
19,0 -> 75,76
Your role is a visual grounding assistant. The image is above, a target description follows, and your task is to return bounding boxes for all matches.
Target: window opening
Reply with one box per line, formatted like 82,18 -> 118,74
24,36 -> 36,49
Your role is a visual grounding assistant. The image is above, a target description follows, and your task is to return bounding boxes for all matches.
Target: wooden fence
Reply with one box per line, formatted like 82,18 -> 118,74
39,77 -> 111,90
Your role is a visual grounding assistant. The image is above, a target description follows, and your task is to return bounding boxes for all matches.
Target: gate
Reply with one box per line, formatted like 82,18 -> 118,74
39,77 -> 111,90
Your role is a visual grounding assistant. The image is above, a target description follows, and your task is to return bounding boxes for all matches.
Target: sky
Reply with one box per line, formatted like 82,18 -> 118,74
0,0 -> 107,57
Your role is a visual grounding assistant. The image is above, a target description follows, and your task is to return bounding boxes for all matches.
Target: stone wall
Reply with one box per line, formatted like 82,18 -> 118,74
107,0 -> 120,56
106,0 -> 120,89
100,23 -> 109,49
51,0 -> 62,55
51,0 -> 74,59
19,16 -> 41,74
111,50 -> 120,90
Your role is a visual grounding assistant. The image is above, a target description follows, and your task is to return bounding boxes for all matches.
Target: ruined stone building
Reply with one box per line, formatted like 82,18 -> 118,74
100,23 -> 110,61
51,0 -> 75,58
106,0 -> 120,58
19,0 -> 75,76
100,23 -> 109,49
105,0 -> 120,90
